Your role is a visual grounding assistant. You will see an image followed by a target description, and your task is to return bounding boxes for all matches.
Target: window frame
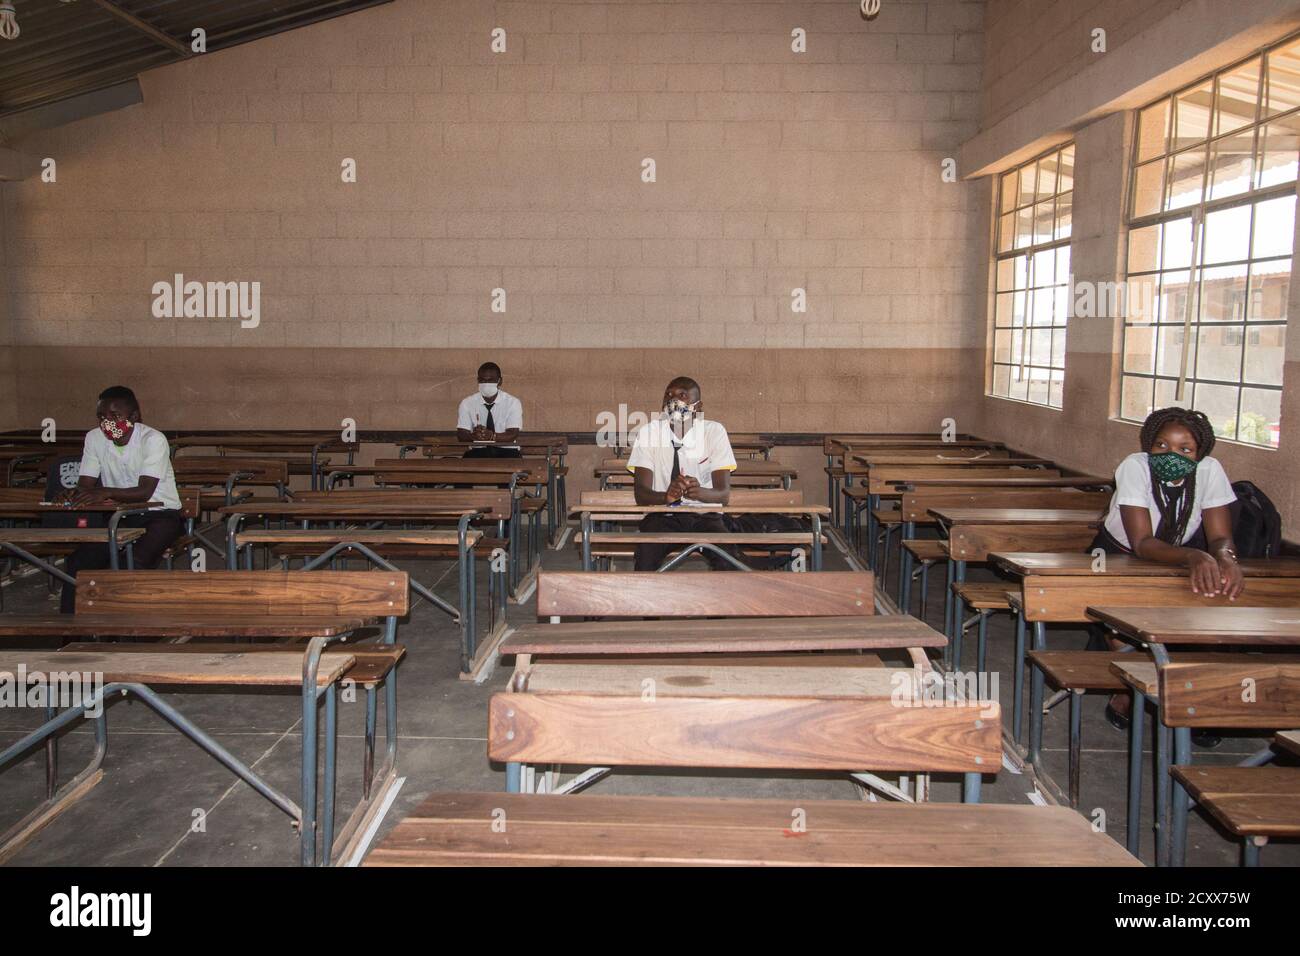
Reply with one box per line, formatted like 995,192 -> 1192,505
988,142 -> 1076,410
1118,34 -> 1300,448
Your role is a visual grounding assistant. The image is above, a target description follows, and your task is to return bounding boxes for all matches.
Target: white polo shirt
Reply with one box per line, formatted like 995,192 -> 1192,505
627,418 -> 737,506
78,423 -> 182,511
457,389 -> 523,434
1103,452 -> 1236,548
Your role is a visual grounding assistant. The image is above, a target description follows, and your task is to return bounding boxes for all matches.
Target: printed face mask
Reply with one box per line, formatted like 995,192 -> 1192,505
1148,451 -> 1198,483
99,418 -> 133,442
664,399 -> 698,424
478,383 -> 499,399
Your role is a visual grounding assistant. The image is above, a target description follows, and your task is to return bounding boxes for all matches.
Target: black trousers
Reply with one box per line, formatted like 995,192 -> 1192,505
60,510 -> 184,613
463,447 -> 522,459
634,511 -> 743,572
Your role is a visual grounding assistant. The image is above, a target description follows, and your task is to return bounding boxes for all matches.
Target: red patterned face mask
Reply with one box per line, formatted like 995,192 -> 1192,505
100,418 -> 133,441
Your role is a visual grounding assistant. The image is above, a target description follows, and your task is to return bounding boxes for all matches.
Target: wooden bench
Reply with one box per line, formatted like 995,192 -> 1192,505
571,489 -> 828,572
0,569 -> 408,867
365,683 -> 1136,867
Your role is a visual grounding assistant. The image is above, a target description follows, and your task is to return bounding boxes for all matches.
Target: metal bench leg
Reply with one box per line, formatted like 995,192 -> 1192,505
1012,608 -> 1026,742
1126,688 -> 1145,857
1068,689 -> 1083,808
1028,622 -> 1047,767
1243,837 -> 1264,867
1170,725 -> 1192,867
918,561 -> 929,619
321,684 -> 338,866
977,610 -> 989,674
1155,721 -> 1171,867
962,771 -> 981,804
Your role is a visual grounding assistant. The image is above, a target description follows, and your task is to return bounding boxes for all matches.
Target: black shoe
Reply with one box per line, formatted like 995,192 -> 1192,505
1192,729 -> 1222,749
1105,703 -> 1130,732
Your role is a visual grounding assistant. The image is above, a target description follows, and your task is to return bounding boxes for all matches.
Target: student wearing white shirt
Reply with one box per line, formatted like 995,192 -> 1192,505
456,362 -> 523,459
1091,406 -> 1242,741
627,377 -> 739,571
57,386 -> 184,613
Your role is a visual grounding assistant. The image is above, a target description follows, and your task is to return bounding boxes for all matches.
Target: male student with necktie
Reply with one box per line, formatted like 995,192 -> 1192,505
456,361 -> 523,459
626,377 -> 740,571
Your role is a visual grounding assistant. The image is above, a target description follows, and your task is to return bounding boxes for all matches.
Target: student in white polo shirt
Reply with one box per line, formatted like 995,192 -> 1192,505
456,361 -> 523,459
56,386 -> 183,613
627,376 -> 739,571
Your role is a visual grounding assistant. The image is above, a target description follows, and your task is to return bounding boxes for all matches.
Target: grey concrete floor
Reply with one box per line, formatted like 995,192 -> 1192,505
0,524 -> 1294,867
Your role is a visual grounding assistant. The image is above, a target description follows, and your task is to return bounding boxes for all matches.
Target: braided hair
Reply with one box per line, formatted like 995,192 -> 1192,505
1139,406 -> 1216,544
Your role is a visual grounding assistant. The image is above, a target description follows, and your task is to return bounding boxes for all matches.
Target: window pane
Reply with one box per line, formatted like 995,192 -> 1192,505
1207,133 -> 1255,200
1051,329 -> 1067,368
1055,192 -> 1073,241
1252,194 -> 1296,259
1033,200 -> 1054,244
1124,325 -> 1156,374
1199,263 -> 1249,323
1014,205 -> 1034,249
1267,37 -> 1300,117
1162,218 -> 1194,270
1154,377 -> 1179,408
1193,381 -> 1241,439
1008,365 -> 1029,401
1121,374 -> 1154,420
1238,387 -> 1282,446
1156,323 -> 1195,377
995,292 -> 1015,327
1017,164 -> 1037,207
1195,323 -> 1244,381
1215,58 -> 1261,135
1132,160 -> 1165,218
1158,271 -> 1191,325
992,363 -> 1010,398
1173,81 -> 1214,150
1128,222 -> 1162,273
1029,328 -> 1052,364
996,257 -> 1017,291
1137,101 -> 1170,162
1167,148 -> 1207,209
1127,273 -> 1160,324
1054,246 -> 1071,285
1026,370 -> 1050,405
1011,291 -> 1027,327
1036,154 -> 1058,199
1256,113 -> 1300,188
1000,170 -> 1018,213
1249,258 -> 1290,321
997,212 -> 1014,254
1201,205 -> 1252,265
1031,248 -> 1054,287
1243,325 -> 1285,386
1057,146 -> 1075,192
1030,287 -> 1054,326
993,329 -> 1013,363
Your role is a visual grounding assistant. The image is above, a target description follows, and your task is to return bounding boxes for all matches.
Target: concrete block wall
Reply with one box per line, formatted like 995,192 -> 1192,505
0,0 -> 990,436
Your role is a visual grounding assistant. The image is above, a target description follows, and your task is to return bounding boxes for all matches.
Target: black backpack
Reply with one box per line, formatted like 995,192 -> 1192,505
1229,480 -> 1282,559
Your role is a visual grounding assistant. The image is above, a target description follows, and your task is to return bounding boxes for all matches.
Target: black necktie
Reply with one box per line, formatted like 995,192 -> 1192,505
670,441 -> 681,483
484,402 -> 495,433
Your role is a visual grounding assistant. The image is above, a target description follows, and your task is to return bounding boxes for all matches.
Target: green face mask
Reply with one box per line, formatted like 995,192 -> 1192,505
1148,451 -> 1198,483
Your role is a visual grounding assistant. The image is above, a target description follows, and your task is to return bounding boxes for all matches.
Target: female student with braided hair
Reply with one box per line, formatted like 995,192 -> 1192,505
1093,406 -> 1243,739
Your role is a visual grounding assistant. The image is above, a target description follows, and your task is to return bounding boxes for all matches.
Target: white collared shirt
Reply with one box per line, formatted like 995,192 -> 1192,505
457,389 -> 523,433
626,418 -> 737,506
78,422 -> 182,511
1103,452 -> 1236,548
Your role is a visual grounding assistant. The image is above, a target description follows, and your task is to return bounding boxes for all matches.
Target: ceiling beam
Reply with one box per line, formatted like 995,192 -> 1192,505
87,0 -> 189,56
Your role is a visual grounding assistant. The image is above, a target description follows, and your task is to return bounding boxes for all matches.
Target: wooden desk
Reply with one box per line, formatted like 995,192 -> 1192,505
0,502 -> 165,584
221,498 -> 494,670
0,612 -> 364,640
1276,730 -> 1300,758
364,792 -> 1139,867
568,503 -> 831,571
598,459 -> 797,490
1088,606 -> 1300,646
502,615 -> 946,658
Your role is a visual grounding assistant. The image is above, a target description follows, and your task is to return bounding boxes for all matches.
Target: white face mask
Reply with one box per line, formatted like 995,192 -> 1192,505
478,382 -> 499,399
